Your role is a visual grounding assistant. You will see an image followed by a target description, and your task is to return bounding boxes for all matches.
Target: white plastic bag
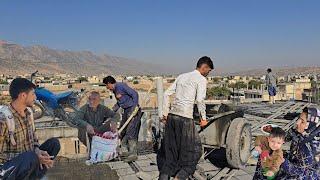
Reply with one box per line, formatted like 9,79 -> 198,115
89,134 -> 118,163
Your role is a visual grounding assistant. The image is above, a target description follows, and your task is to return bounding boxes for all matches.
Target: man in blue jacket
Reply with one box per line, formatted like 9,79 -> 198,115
103,76 -> 142,162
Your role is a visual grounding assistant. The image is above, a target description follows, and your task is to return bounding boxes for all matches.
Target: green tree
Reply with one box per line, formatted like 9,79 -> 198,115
212,77 -> 221,83
228,82 -> 247,89
248,80 -> 263,89
0,79 -> 8,85
207,86 -> 231,98
78,77 -> 88,82
133,80 -> 139,84
0,96 -> 11,104
167,79 -> 175,83
228,83 -> 236,89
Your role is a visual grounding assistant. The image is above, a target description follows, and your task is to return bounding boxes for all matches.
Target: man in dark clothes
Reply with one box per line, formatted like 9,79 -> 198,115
0,78 -> 60,179
103,76 -> 142,162
159,56 -> 213,180
71,91 -> 120,147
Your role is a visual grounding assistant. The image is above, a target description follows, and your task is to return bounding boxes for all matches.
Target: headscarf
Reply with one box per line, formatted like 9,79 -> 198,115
304,107 -> 320,133
304,107 -> 320,162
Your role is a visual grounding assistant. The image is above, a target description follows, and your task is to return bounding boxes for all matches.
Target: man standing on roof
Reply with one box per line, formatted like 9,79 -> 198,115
159,56 -> 213,180
103,76 -> 142,162
265,68 -> 277,104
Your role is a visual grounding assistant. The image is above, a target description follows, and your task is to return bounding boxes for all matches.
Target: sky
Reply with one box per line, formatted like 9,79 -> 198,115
0,0 -> 320,73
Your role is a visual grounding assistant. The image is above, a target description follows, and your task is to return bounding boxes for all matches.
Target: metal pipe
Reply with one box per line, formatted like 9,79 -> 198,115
156,77 -> 164,117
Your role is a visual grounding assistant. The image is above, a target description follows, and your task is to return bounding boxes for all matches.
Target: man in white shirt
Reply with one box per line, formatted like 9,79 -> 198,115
158,56 -> 213,180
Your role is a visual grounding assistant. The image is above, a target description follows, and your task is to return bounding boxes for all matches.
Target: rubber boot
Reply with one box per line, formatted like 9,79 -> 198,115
124,140 -> 138,162
119,138 -> 129,159
158,173 -> 169,180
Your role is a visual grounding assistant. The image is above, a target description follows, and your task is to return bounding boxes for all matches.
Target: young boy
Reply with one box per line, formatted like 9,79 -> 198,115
253,127 -> 286,180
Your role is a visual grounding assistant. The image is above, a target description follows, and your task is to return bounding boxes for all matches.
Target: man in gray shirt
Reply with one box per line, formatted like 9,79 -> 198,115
265,68 -> 277,104
71,91 -> 120,147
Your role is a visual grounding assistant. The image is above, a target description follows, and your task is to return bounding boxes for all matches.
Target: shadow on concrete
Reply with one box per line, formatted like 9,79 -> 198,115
205,148 -> 229,168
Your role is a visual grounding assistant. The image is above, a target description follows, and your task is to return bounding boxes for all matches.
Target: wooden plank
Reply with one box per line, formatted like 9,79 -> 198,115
193,171 -> 206,180
225,169 -> 238,180
212,168 -> 230,180
197,162 -> 220,172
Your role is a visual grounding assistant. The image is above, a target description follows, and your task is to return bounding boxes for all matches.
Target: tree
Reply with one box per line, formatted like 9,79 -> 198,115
133,80 -> 139,84
167,79 -> 175,83
207,86 -> 231,99
228,83 -> 236,89
78,77 -> 88,82
0,79 -> 8,85
248,80 -> 263,89
0,96 -> 11,104
212,77 -> 221,83
228,82 -> 247,89
236,82 -> 247,89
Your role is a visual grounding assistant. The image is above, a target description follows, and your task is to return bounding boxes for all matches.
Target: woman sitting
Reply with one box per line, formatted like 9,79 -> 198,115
277,107 -> 320,179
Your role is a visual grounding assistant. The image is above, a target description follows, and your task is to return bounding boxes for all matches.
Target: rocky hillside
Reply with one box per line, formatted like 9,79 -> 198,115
0,40 -> 173,76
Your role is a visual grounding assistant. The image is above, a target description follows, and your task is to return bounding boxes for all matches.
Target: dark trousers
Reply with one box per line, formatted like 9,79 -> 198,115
1,138 -> 60,180
120,106 -> 142,141
78,128 -> 92,147
159,114 -> 202,179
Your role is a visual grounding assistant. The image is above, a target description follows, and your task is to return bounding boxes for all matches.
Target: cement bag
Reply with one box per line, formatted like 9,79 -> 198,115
89,133 -> 118,163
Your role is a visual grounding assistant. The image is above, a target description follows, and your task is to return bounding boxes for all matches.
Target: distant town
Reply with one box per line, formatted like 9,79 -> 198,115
1,72 -> 320,107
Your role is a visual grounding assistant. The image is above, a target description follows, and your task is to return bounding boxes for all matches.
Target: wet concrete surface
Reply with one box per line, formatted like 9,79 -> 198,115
46,158 -> 119,180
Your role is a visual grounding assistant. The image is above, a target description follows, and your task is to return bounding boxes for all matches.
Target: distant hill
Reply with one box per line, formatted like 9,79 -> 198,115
1,40 -> 318,77
0,40 -> 174,76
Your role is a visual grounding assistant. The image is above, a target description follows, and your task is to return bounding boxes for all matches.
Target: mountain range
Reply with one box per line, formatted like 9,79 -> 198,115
0,40 -> 174,76
0,40 -> 319,77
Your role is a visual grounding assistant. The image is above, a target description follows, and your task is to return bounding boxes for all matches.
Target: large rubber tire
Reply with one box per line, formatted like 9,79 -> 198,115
33,102 -> 45,120
226,117 -> 252,169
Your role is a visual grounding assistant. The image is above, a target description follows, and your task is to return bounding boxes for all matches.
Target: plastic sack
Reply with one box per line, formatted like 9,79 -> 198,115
89,132 -> 118,163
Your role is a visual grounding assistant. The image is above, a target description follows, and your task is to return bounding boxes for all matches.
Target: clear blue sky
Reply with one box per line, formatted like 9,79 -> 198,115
1,0 -> 319,73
